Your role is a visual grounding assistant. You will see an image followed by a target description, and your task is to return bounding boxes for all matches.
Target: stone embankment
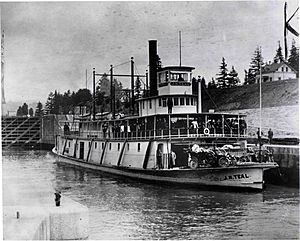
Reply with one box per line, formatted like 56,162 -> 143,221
3,177 -> 89,240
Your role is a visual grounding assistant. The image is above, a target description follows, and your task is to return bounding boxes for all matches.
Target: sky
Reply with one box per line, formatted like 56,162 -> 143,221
1,1 -> 299,104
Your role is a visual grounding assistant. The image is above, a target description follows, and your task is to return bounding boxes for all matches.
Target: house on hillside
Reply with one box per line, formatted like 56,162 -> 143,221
256,61 -> 297,83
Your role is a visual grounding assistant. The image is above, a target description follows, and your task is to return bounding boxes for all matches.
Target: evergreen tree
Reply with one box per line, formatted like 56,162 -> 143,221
227,66 -> 240,87
288,39 -> 299,74
274,41 -> 284,63
134,76 -> 142,100
201,77 -> 206,89
21,103 -> 28,116
29,108 -> 34,117
243,70 -> 249,85
247,46 -> 263,84
216,57 -> 228,88
208,78 -> 217,89
35,102 -> 44,116
45,92 -> 55,114
16,106 -> 23,116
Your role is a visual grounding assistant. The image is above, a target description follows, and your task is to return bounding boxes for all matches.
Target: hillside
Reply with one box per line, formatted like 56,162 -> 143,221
201,79 -> 299,138
202,79 -> 298,111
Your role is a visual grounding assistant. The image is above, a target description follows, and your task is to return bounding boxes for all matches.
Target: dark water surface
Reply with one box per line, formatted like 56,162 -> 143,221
3,150 -> 299,240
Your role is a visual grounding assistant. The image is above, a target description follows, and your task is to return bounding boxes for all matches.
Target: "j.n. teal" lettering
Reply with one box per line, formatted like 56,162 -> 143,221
224,174 -> 250,180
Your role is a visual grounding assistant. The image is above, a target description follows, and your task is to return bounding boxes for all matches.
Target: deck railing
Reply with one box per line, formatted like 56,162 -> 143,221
61,128 -> 247,140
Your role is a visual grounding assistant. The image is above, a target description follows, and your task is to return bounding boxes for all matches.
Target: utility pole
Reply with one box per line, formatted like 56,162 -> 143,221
131,57 -> 134,115
92,68 -> 96,121
284,2 -> 288,60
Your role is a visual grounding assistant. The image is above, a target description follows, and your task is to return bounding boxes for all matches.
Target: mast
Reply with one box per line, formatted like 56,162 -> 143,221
110,65 -> 114,118
1,30 -> 6,104
131,57 -> 134,115
179,31 -> 182,67
259,49 -> 262,161
92,68 -> 95,120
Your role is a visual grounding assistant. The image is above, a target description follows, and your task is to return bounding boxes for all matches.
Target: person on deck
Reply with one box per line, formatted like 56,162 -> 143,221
268,128 -> 273,144
63,123 -> 70,135
156,149 -> 163,169
171,151 -> 177,168
257,128 -> 263,146
167,98 -> 173,114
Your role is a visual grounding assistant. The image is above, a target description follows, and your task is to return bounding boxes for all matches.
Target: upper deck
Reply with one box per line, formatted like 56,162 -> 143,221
60,112 -> 247,141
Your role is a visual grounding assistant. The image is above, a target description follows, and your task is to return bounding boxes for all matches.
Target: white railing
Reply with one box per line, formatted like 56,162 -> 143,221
61,128 -> 247,140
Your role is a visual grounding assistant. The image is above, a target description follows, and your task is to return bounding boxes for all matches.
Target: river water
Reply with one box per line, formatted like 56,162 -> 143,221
3,150 -> 299,240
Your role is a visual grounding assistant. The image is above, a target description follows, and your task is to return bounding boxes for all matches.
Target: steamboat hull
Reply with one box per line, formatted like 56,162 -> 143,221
54,150 -> 276,190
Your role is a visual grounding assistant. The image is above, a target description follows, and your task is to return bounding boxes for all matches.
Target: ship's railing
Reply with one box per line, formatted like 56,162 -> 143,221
64,128 -> 247,140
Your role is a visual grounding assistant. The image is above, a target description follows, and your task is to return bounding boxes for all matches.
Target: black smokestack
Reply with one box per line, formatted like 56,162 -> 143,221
149,40 -> 158,96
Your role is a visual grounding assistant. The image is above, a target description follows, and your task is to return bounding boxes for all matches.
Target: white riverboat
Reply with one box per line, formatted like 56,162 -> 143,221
54,40 -> 278,190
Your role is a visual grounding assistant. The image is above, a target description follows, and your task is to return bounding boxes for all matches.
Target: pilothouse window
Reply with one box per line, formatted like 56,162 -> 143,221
180,98 -> 185,105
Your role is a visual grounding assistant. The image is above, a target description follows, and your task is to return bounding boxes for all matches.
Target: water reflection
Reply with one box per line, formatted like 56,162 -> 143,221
3,150 -> 299,240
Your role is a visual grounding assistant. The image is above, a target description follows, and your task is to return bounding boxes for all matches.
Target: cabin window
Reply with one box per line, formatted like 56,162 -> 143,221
142,101 -> 145,109
138,143 -> 141,152
68,142 -> 70,147
186,97 -> 190,105
95,142 -> 97,149
162,98 -> 167,107
149,100 -> 152,109
159,98 -> 162,106
118,143 -> 120,151
180,97 -> 185,105
286,67 -> 288,72
109,143 -> 112,150
191,98 -> 194,105
278,77 -> 281,80
270,77 -> 272,82
281,67 -> 284,72
127,143 -> 130,150
174,97 -> 179,106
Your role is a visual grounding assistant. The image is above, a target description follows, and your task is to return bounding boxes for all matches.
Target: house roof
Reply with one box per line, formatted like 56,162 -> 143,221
262,61 -> 297,74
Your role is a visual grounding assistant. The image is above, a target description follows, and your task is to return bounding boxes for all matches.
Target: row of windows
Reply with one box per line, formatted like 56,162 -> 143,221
281,67 -> 289,72
158,97 -> 196,107
68,141 -> 141,152
92,141 -> 141,152
141,97 -> 196,110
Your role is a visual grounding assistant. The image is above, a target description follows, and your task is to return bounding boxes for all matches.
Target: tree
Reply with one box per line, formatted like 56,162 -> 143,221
288,39 -> 299,74
207,78 -> 217,89
35,102 -> 44,116
45,92 -> 55,114
274,41 -> 284,63
247,46 -> 264,84
29,108 -> 34,117
134,76 -> 142,100
201,77 -> 206,89
73,89 -> 92,107
16,106 -> 23,116
216,57 -> 228,88
21,103 -> 28,116
227,66 -> 240,87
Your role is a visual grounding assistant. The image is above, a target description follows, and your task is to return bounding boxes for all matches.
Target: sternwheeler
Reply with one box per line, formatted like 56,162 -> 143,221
53,40 -> 278,190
